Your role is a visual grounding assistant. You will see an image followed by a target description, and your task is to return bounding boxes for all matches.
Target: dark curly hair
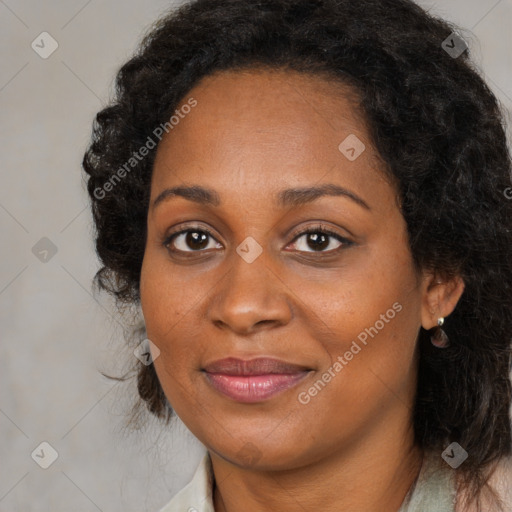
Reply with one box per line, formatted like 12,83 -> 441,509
82,0 -> 512,508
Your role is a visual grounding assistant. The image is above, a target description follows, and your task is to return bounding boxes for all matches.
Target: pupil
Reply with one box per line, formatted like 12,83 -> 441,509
308,233 -> 328,251
186,231 -> 208,250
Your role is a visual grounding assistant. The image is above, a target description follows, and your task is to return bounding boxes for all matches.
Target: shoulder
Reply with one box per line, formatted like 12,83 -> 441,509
487,456 -> 512,510
455,456 -> 512,512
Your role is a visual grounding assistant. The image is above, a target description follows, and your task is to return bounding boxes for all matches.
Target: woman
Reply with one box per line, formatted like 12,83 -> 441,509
82,0 -> 512,510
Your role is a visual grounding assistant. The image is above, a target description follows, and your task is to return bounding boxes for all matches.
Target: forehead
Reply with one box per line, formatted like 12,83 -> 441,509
151,68 -> 394,210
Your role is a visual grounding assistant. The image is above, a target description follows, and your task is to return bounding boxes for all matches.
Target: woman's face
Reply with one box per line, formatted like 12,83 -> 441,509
140,68 -> 434,469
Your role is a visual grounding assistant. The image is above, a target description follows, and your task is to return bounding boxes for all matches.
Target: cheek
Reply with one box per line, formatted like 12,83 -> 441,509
140,255 -> 185,370
292,244 -> 420,355
292,240 -> 422,410
140,249 -> 202,336
290,286 -> 419,459
139,250 -> 215,406
295,273 -> 419,397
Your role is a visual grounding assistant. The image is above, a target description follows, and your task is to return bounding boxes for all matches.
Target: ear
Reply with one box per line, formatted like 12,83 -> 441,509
420,272 -> 465,330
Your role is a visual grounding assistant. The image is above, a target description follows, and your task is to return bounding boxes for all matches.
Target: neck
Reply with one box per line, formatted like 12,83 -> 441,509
211,422 -> 423,512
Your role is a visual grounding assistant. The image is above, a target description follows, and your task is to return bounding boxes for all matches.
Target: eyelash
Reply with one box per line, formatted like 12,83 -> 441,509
162,224 -> 353,255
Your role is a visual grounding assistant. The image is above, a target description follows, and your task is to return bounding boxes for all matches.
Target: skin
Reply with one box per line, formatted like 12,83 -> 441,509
140,68 -> 465,512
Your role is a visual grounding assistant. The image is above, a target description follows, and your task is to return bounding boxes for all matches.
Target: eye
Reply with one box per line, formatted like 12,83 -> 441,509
287,225 -> 352,253
164,227 -> 222,253
163,223 -> 352,255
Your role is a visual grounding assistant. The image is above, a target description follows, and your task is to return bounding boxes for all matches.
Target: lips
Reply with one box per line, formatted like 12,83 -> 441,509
203,357 -> 311,375
202,357 -> 312,403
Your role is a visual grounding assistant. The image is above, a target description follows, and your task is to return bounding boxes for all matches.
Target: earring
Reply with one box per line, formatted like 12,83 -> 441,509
431,317 -> 449,348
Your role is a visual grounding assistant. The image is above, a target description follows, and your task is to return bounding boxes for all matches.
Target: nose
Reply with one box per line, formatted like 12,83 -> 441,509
208,248 -> 293,335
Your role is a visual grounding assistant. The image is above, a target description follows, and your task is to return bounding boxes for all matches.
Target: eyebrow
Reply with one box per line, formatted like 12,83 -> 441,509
151,183 -> 370,211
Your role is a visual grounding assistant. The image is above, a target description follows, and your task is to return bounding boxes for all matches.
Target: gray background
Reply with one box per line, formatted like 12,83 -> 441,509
1,1 -> 511,511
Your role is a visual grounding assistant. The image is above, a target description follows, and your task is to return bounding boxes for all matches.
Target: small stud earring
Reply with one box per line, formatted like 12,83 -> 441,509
431,317 -> 449,348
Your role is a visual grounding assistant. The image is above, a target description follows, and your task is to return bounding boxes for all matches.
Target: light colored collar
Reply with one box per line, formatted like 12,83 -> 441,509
398,451 -> 456,512
159,451 -> 215,512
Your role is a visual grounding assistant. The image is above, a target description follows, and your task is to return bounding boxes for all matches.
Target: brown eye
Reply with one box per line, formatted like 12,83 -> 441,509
288,227 -> 351,253
165,229 -> 222,252
303,232 -> 332,251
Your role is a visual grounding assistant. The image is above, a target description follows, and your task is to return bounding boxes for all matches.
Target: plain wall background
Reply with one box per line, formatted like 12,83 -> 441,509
1,1 -> 511,510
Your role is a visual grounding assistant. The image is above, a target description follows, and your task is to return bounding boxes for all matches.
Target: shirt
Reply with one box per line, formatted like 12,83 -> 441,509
159,450 -> 458,512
